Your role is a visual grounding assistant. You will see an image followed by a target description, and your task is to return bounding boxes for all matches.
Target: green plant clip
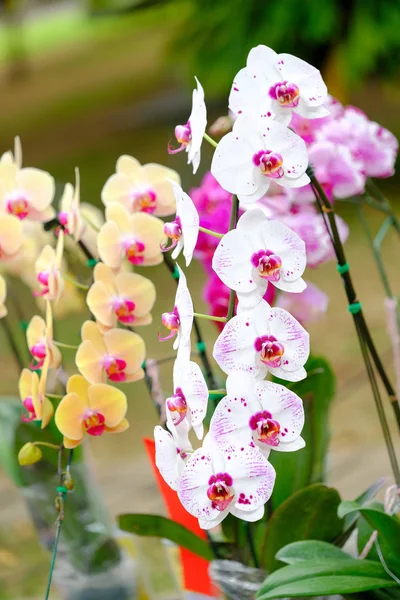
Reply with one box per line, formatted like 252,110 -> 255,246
337,263 -> 349,275
87,258 -> 98,267
172,267 -> 180,280
348,302 -> 362,315
196,341 -> 206,353
56,485 -> 68,496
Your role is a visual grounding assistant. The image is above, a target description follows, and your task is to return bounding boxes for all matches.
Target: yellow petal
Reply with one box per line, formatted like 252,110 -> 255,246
14,136 -> 22,169
59,182 -> 73,213
55,230 -> 64,268
17,168 -> 55,211
49,343 -> 62,369
116,272 -> 156,319
55,392 -> 86,440
105,203 -> 132,233
66,374 -> 91,402
97,221 -> 123,269
45,301 -> 53,339
41,397 -> 54,429
64,436 -> 83,449
124,370 -> 144,383
0,305 -> 7,319
26,315 -> 45,348
104,328 -> 145,375
81,320 -> 106,353
86,281 -> 115,329
142,163 -> 181,184
38,355 -> 50,399
105,418 -> 129,434
101,173 -> 132,207
76,340 -> 104,384
129,213 -> 165,265
88,384 -> 127,428
19,368 -> 34,402
150,180 -> 177,217
36,244 -> 55,274
0,275 -> 6,305
116,155 -> 142,177
0,214 -> 23,256
93,262 -> 117,292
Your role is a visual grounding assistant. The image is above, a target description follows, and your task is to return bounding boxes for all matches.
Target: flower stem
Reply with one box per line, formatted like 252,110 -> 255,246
193,312 -> 227,323
163,253 -> 218,389
198,226 -> 224,239
33,441 -> 60,450
208,389 -> 226,395
203,132 -> 218,148
45,393 -> 64,400
54,341 -> 79,350
227,195 -> 239,321
63,273 -> 90,290
307,166 -> 400,483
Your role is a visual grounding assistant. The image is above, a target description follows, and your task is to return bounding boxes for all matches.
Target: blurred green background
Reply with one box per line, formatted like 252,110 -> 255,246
0,0 -> 400,597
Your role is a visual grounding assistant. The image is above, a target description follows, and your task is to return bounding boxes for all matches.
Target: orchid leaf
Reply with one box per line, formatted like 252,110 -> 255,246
276,540 -> 352,565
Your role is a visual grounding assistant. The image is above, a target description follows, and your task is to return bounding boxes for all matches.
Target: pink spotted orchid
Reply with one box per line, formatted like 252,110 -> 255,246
177,433 -> 276,529
211,114 -> 310,204
0,137 -> 55,222
210,373 -> 305,458
154,422 -> 193,491
97,203 -> 165,269
229,45 -> 328,125
168,77 -> 207,174
165,357 -> 208,439
86,262 -> 156,331
159,265 -> 193,359
34,230 -> 64,302
76,320 -> 145,384
162,181 -> 199,267
26,302 -> 61,370
212,208 -> 306,309
213,299 -> 309,382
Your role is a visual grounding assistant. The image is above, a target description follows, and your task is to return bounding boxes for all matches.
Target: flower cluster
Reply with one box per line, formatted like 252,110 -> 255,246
0,140 -> 181,453
154,45 -> 332,529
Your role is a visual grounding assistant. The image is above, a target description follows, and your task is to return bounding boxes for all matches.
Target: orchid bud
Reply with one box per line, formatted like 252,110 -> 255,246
18,442 -> 42,466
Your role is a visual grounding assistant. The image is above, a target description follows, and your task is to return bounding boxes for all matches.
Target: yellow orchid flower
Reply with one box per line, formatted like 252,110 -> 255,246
55,374 -> 128,449
86,262 -> 155,330
76,320 -> 145,384
97,203 -> 165,269
0,213 -> 23,261
0,275 -> 7,318
34,230 -> 64,302
26,302 -> 61,370
101,155 -> 180,217
0,137 -> 55,222
58,167 -> 83,241
19,357 -> 53,428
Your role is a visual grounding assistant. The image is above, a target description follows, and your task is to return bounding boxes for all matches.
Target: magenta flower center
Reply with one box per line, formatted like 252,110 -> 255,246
123,238 -> 145,265
103,356 -> 127,382
58,211 -> 69,229
269,81 -> 300,108
33,271 -> 51,297
83,410 -> 105,436
255,335 -> 285,368
249,410 -> 281,446
113,298 -> 136,324
6,193 -> 29,220
251,249 -> 282,281
175,122 -> 192,146
252,150 -> 284,178
167,387 -> 187,425
30,341 -> 47,369
207,472 -> 234,512
159,306 -> 181,342
131,190 -> 157,214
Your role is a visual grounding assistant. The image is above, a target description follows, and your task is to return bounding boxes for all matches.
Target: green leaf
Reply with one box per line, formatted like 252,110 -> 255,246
342,478 -> 386,531
276,540 -> 352,564
118,513 -> 213,561
339,500 -> 362,518
257,558 -> 397,599
269,355 -> 335,509
260,483 -> 343,572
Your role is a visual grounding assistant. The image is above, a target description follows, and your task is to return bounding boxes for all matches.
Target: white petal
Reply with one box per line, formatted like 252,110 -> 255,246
246,45 -> 279,82
230,504 -> 265,522
229,67 -> 273,118
210,395 -> 253,449
254,380 -> 305,444
211,132 -> 258,196
154,426 -> 183,491
175,265 -> 193,354
268,307 -> 310,373
275,277 -> 307,293
171,181 -> 199,267
187,77 -> 207,172
174,358 -> 208,430
212,229 -> 256,295
278,53 -> 327,109
177,449 -> 219,520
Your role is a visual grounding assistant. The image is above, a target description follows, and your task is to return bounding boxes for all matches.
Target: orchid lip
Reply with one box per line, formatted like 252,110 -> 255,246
159,307 -> 180,341
83,411 -> 105,436
269,81 -> 300,108
131,189 -> 157,214
251,249 -> 282,281
207,472 -> 234,512
255,335 -> 285,368
249,410 -> 281,447
6,194 -> 29,220
167,387 -> 187,425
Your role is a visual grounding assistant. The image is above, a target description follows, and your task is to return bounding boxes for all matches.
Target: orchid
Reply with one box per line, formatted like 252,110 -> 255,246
158,265 -> 193,359
86,262 -> 156,330
97,203 -> 165,269
101,155 -> 180,217
76,320 -> 145,384
229,45 -> 328,125
177,434 -> 276,529
0,138 -> 55,222
0,275 -> 7,318
210,373 -> 305,457
168,77 -> 207,174
55,374 -> 128,449
19,357 -> 53,428
34,230 -> 64,302
211,114 -> 310,204
154,422 -> 193,491
213,299 -> 309,382
212,208 -> 306,309
162,181 -> 199,267
0,213 -> 23,262
26,302 -> 62,370
58,168 -> 83,241
276,281 -> 328,325
165,357 -> 208,439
